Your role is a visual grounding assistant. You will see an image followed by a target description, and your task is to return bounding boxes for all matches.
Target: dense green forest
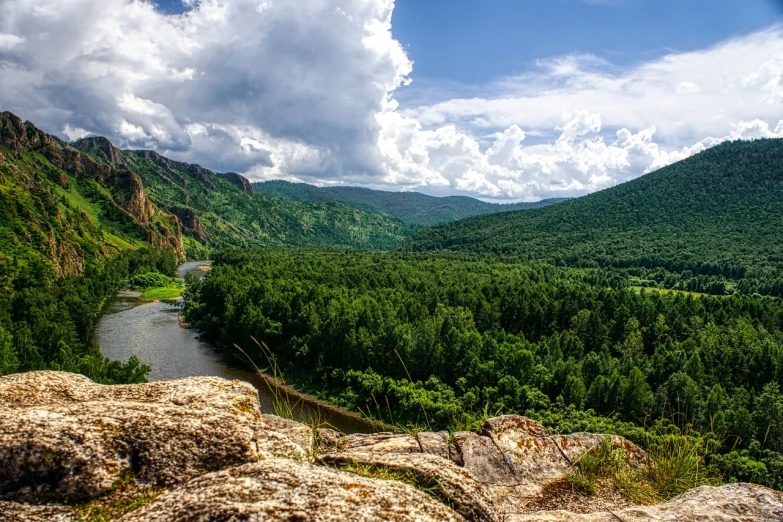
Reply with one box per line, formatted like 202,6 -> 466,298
403,139 -> 783,296
254,180 -> 567,226
0,247 -> 180,383
184,250 -> 783,489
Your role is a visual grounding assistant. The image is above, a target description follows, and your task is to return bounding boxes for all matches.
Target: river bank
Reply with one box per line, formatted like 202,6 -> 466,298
94,261 -> 380,434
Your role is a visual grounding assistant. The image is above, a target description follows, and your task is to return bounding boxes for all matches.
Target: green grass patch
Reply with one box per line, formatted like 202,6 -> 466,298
140,281 -> 184,301
631,286 -> 710,298
568,433 -> 721,505
104,232 -> 137,251
54,184 -> 102,224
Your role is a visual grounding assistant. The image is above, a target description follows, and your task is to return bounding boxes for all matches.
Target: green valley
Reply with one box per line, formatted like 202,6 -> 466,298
254,179 -> 568,226
2,110 -> 783,492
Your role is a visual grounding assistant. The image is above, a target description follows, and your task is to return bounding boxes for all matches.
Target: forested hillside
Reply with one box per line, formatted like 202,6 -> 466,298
254,180 -> 567,226
74,139 -> 416,254
0,111 -> 414,384
403,139 -> 783,295
185,251 -> 783,489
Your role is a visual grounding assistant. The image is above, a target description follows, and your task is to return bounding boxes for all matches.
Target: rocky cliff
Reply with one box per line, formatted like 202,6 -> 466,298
0,112 -> 185,265
221,172 -> 254,193
1,372 -> 781,521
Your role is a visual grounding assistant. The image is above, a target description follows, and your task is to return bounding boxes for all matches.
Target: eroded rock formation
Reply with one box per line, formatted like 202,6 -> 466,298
170,206 -> 208,241
221,172 -> 254,193
1,371 -> 781,521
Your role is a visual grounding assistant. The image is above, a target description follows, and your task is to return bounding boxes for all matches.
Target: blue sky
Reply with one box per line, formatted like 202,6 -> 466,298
156,0 -> 781,86
393,1 -> 781,83
3,0 -> 783,200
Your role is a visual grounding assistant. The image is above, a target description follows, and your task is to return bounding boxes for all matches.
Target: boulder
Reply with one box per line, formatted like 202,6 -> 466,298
510,483 -> 783,521
319,451 -> 497,522
333,432 -> 421,455
1,373 -> 781,522
0,372 -> 310,503
120,459 -> 464,521
0,501 -> 74,522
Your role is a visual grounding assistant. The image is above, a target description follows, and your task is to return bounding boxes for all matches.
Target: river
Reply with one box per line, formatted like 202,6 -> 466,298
94,261 -> 375,434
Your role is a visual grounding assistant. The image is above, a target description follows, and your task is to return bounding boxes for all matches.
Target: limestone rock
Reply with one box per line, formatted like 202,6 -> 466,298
221,172 -> 254,193
170,206 -> 208,241
316,427 -> 342,453
511,483 -> 783,521
416,430 -> 451,460
0,372 -> 309,503
0,501 -> 75,522
319,451 -> 497,522
334,432 -> 421,455
73,136 -> 127,166
453,431 -> 516,487
2,374 -> 781,522
0,371 -> 259,411
120,459 -> 464,521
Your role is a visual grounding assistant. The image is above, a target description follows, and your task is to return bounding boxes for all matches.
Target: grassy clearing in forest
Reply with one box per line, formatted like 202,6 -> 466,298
139,281 -> 184,301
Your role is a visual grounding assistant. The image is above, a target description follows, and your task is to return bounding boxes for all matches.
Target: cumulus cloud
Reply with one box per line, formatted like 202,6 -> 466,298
0,1 -> 782,200
0,0 -> 409,180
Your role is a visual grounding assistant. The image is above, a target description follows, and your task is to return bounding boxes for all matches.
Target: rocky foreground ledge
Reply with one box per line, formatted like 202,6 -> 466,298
1,372 -> 781,521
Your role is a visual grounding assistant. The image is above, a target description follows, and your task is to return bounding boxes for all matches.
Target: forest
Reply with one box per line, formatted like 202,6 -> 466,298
3,110 -> 783,493
0,247 -> 179,384
403,139 -> 783,296
184,250 -> 783,489
254,180 -> 567,226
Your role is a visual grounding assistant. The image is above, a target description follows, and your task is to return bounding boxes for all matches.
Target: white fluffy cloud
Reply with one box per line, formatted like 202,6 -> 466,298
1,1 -> 782,200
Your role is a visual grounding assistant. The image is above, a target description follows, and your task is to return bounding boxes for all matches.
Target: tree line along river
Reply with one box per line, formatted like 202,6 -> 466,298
93,261 -> 375,434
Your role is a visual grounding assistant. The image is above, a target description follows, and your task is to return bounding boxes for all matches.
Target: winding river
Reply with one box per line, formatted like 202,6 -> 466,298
94,261 -> 375,434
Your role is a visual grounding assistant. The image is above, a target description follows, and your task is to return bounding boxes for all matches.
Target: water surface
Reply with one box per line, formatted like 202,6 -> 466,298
95,261 -> 374,433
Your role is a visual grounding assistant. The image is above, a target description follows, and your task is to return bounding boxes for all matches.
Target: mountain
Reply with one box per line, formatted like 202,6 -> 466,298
0,112 -> 185,277
0,111 -> 417,278
71,139 -> 417,255
253,180 -> 567,226
402,139 -> 783,278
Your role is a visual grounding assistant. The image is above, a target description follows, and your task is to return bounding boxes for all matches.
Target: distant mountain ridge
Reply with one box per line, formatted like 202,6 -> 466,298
0,111 -> 418,278
253,180 -> 567,226
402,138 -> 783,279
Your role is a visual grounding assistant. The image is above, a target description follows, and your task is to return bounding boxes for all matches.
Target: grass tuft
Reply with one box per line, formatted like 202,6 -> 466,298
72,470 -> 165,522
567,431 -> 721,505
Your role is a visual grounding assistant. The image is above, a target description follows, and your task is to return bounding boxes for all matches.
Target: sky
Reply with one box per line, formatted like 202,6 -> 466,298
1,0 -> 782,201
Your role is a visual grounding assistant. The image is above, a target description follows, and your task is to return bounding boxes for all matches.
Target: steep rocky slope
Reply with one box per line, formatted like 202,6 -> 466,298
2,372 -> 781,521
73,136 -> 417,252
0,112 -> 184,276
1,110 -> 418,276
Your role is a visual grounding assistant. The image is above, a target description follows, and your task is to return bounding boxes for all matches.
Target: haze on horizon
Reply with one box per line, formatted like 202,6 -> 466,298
1,0 -> 782,202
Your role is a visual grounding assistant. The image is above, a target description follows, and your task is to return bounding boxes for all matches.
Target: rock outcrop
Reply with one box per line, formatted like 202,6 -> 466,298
73,137 -> 127,166
1,371 -> 781,521
1,112 -> 186,262
221,171 -> 254,193
170,206 -> 208,241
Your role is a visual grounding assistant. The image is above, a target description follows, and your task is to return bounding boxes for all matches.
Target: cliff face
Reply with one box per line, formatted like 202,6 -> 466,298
170,206 -> 208,241
72,137 -> 126,166
1,111 -> 184,263
1,371 -> 781,521
221,172 -> 254,193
